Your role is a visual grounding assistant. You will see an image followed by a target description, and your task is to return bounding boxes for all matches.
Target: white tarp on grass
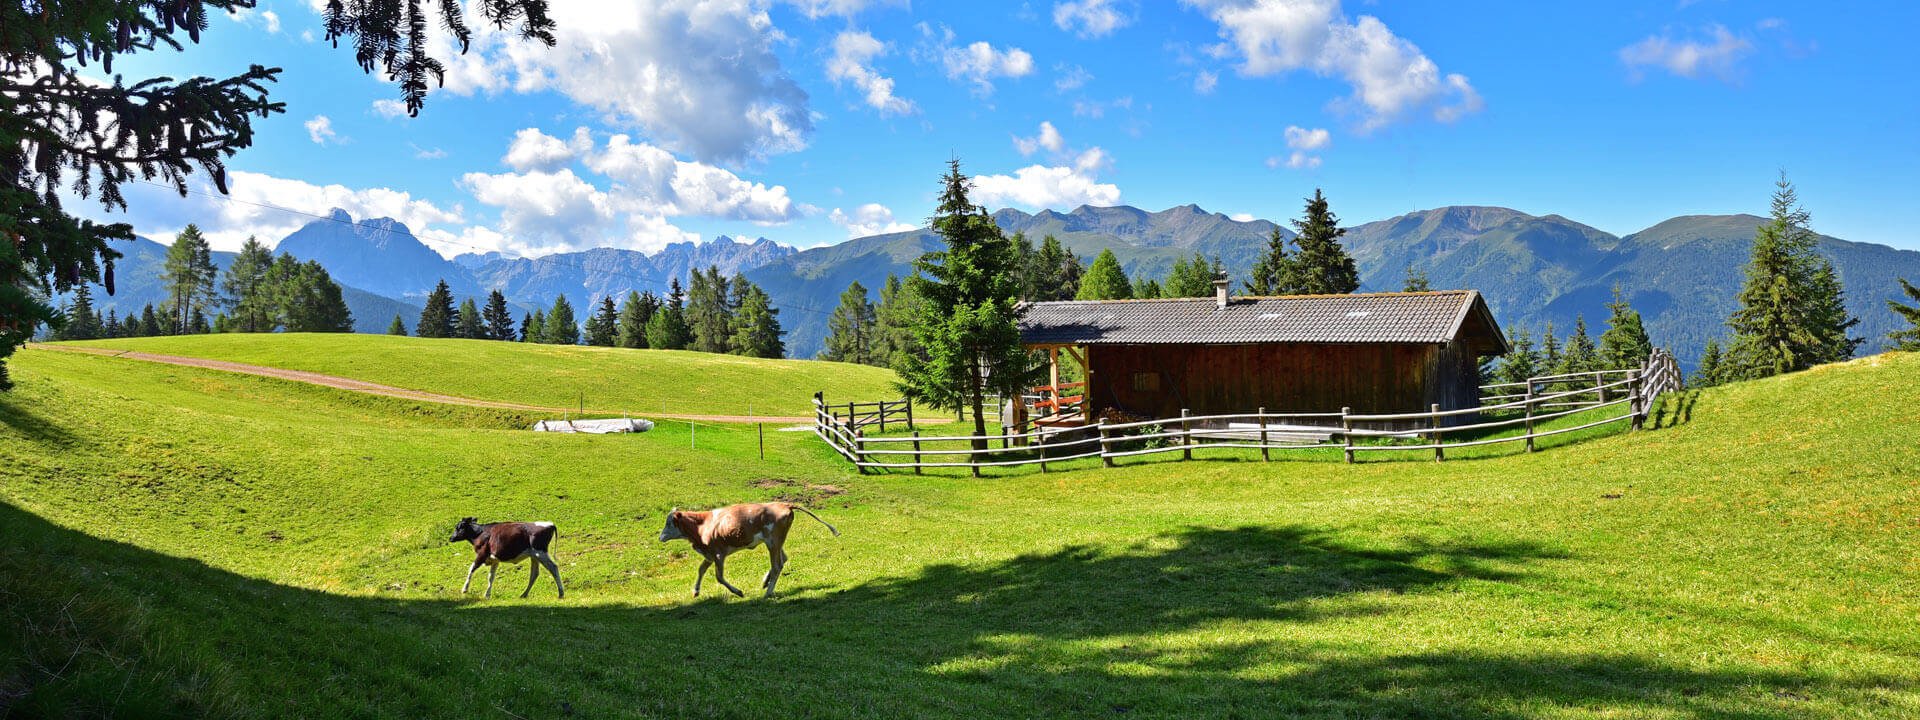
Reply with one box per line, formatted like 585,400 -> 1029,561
531,418 -> 656,434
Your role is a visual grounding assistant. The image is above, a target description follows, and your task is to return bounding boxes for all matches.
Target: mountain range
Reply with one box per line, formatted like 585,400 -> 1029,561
70,205 -> 1920,368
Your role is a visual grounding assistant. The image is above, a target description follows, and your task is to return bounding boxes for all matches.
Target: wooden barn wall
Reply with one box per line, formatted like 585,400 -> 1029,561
1085,343 -> 1482,420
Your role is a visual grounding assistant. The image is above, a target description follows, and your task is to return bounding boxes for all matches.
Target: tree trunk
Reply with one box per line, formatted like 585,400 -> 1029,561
969,355 -> 988,452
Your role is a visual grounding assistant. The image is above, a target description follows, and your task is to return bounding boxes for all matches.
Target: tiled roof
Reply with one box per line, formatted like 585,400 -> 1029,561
1019,290 -> 1500,348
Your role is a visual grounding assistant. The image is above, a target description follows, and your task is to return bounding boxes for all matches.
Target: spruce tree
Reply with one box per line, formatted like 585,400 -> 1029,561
685,266 -> 735,354
63,284 -> 99,340
872,274 -> 920,368
162,225 -> 218,334
618,291 -> 656,348
1497,328 -> 1539,386
521,312 -> 542,343
388,315 -> 408,336
822,281 -> 878,364
1727,174 -> 1860,378
223,237 -> 275,332
416,279 -> 457,338
1888,278 -> 1920,352
646,279 -> 693,350
728,282 -> 784,359
270,259 -> 352,333
456,298 -> 484,339
1135,277 -> 1163,299
1560,315 -> 1598,374
1599,286 -> 1654,369
1540,321 -> 1562,374
1693,339 -> 1727,388
1245,227 -> 1298,295
896,160 -> 1032,451
140,305 -> 161,337
1163,253 -> 1219,298
1076,249 -> 1133,300
1288,189 -> 1360,294
588,296 -> 619,346
1402,264 -> 1432,292
482,290 -> 516,341
543,295 -> 579,345
102,309 -> 120,338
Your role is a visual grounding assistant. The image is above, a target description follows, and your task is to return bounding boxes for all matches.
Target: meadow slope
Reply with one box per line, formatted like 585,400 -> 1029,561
3,347 -> 1918,718
58,333 -> 900,417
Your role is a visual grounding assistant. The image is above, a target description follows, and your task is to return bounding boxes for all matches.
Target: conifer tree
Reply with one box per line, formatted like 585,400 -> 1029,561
1599,286 -> 1654,369
1163,253 -> 1220,298
1497,328 -> 1539,386
646,279 -> 693,350
618,291 -> 657,348
388,315 -> 408,336
1540,321 -> 1562,374
455,298 -> 483,339
1693,339 -> 1727,388
521,312 -> 541,343
269,258 -> 352,332
140,305 -> 161,337
1888,278 -> 1920,352
1288,189 -> 1360,294
1727,174 -> 1860,378
543,295 -> 579,345
822,281 -> 878,364
896,160 -> 1032,451
222,237 -> 275,332
63,284 -> 99,340
728,282 -> 784,359
482,290 -> 515,341
1135,277 -> 1163,299
588,296 -> 619,346
162,225 -> 218,334
1245,227 -> 1298,295
1076,249 -> 1133,300
1402,264 -> 1432,292
1560,315 -> 1598,374
872,274 -> 920,368
416,279 -> 457,338
685,266 -> 735,353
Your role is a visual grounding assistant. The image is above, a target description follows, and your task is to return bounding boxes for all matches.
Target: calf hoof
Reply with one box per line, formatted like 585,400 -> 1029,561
728,588 -> 744,598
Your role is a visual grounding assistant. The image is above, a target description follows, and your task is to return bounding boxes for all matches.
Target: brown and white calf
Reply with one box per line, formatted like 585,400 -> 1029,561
449,517 -> 564,599
658,503 -> 838,598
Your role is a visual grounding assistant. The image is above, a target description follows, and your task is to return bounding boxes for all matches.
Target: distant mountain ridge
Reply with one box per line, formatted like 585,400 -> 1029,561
75,204 -> 1920,368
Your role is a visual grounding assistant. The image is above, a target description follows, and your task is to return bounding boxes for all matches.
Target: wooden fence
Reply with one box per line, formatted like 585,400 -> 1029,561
814,394 -> 914,433
814,348 -> 1684,475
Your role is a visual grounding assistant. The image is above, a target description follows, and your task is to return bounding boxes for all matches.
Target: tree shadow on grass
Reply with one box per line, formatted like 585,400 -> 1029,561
0,396 -> 78,448
2,501 -> 1909,719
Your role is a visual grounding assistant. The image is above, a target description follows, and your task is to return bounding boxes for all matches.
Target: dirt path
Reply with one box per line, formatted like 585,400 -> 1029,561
35,345 -> 817,424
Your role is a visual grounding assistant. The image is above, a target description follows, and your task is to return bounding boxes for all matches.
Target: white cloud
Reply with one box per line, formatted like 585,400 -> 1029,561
304,115 -> 341,145
412,145 -> 448,160
1013,121 -> 1066,156
502,127 -> 592,172
1273,125 -> 1330,169
1053,0 -> 1130,38
829,203 -> 917,237
370,99 -> 409,119
1194,70 -> 1219,94
229,8 -> 281,33
105,170 -> 464,253
585,133 -> 799,223
1184,0 -> 1482,130
1229,212 -> 1256,222
459,168 -> 626,254
1054,63 -> 1093,92
781,0 -> 905,18
1620,24 -> 1753,82
920,24 -> 1033,94
973,165 -> 1122,210
827,31 -> 917,116
1071,95 -> 1133,118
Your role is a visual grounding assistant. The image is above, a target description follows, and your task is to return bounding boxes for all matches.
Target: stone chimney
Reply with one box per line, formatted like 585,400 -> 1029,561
1213,271 -> 1230,309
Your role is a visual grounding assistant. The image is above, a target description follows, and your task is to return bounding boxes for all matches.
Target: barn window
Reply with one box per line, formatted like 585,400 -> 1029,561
1130,372 -> 1161,392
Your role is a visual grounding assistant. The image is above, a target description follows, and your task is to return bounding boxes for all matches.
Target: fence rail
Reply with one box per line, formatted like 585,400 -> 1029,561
814,348 -> 1684,475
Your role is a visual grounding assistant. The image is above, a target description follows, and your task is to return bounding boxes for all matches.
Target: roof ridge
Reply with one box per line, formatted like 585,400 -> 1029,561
1028,289 -> 1472,306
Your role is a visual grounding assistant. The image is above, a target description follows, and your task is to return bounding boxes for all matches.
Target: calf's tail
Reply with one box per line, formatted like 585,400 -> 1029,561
791,506 -> 840,537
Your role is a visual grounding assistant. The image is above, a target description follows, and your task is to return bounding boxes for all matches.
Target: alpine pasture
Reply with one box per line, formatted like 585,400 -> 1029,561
4,340 -> 1918,718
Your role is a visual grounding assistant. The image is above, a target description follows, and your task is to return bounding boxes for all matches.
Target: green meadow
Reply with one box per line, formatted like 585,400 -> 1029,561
3,341 -> 1918,718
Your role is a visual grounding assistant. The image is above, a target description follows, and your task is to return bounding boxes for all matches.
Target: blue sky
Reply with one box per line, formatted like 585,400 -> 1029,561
84,0 -> 1920,257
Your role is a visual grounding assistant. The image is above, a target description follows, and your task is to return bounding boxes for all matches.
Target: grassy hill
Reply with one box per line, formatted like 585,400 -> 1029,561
3,348 -> 1918,717
58,333 -> 899,417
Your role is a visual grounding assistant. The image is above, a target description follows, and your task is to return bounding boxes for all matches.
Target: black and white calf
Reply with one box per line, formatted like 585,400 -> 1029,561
448,517 -> 564,599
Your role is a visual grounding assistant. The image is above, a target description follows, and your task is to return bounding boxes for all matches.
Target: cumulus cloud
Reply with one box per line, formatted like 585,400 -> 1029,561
1013,121 -> 1067,156
1620,24 -> 1753,82
1053,0 -> 1130,38
1271,125 -> 1330,169
304,115 -> 341,145
101,170 -> 463,253
973,165 -> 1121,210
1229,212 -> 1256,222
459,168 -> 625,254
370,99 -> 409,119
1054,63 -> 1093,92
503,127 -> 593,172
1183,0 -> 1481,130
919,24 -> 1033,94
1194,70 -> 1219,94
827,31 -> 917,116
229,8 -> 281,33
829,203 -> 917,237
585,133 -> 799,223
781,0 -> 906,18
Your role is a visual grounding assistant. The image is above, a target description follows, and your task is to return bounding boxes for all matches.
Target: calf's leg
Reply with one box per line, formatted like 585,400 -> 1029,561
462,559 -> 483,594
485,563 -> 498,599
522,559 -> 541,598
763,545 -> 787,598
692,558 -> 712,597
533,550 -> 564,599
711,556 -> 745,597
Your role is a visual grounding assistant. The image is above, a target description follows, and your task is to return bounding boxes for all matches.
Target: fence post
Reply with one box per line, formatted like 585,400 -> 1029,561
1524,384 -> 1536,452
758,422 -> 765,461
1596,372 -> 1608,405
905,398 -> 914,430
1180,409 -> 1193,461
911,431 -> 922,476
1430,403 -> 1444,462
1099,420 -> 1114,468
853,428 -> 867,475
1258,406 -> 1270,462
879,401 -> 888,433
1342,407 -> 1354,464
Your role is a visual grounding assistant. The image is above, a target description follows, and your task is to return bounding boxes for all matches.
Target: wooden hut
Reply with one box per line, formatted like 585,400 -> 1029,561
1017,278 -> 1508,425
